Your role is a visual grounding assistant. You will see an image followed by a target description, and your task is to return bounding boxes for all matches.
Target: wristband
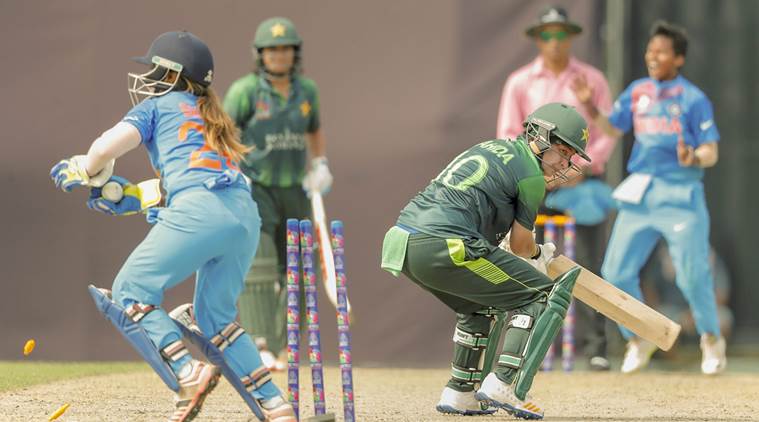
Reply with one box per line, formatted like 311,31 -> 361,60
530,245 -> 541,260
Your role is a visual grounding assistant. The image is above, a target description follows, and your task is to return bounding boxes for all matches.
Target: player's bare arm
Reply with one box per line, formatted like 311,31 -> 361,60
85,122 -> 142,175
570,74 -> 623,139
306,128 -> 326,158
509,221 -> 538,258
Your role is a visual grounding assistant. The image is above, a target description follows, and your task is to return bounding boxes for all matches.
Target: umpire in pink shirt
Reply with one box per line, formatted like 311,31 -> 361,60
497,6 -> 616,371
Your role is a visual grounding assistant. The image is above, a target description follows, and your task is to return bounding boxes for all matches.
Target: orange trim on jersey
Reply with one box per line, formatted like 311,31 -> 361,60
189,158 -> 223,170
176,106 -> 241,172
178,121 -> 204,142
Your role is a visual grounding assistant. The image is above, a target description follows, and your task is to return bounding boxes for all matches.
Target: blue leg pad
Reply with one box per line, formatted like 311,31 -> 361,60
169,305 -> 266,421
88,285 -> 179,392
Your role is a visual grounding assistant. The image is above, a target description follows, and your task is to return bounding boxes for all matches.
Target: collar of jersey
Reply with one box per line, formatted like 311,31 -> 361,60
258,73 -> 300,99
514,136 -> 542,175
649,74 -> 684,89
530,56 -> 580,78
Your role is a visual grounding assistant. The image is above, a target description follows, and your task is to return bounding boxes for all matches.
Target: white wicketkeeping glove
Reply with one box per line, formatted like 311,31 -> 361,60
528,242 -> 557,275
302,156 -> 333,196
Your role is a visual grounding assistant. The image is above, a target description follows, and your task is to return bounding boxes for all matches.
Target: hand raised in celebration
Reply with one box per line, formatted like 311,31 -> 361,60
570,74 -> 593,105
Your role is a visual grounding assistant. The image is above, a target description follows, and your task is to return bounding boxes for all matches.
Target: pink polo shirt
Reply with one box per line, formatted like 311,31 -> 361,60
496,56 -> 615,175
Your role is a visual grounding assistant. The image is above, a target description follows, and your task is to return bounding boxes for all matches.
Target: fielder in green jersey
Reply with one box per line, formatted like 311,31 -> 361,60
382,103 -> 590,420
224,17 -> 333,369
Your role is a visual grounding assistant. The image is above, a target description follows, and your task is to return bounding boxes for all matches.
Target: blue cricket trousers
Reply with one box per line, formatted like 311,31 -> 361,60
602,176 -> 720,339
112,185 -> 279,399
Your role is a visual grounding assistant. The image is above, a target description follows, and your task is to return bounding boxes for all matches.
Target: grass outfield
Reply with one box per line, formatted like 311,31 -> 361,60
0,361 -> 147,393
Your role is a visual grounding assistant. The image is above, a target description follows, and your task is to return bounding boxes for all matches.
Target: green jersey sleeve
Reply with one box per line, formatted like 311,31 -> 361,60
515,175 -> 545,231
223,74 -> 258,128
299,77 -> 321,133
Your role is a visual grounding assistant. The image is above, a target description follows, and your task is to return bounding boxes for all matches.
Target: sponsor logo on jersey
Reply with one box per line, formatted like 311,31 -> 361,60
264,128 -> 306,151
700,119 -> 713,131
633,116 -> 682,135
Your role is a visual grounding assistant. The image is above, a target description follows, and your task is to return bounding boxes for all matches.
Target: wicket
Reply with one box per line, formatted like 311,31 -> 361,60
536,214 -> 576,372
286,218 -> 355,422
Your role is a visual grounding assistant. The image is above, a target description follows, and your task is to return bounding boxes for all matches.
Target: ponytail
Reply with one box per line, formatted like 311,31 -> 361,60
183,77 -> 251,164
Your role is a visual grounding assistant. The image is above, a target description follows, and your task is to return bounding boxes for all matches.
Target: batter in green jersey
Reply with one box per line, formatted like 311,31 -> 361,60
224,17 -> 334,370
382,103 -> 590,420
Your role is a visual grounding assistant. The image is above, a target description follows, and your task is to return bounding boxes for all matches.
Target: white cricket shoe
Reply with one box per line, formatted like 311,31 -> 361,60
700,334 -> 727,375
259,395 -> 297,422
474,373 -> 544,420
621,338 -> 657,374
435,386 -> 496,416
169,360 -> 221,422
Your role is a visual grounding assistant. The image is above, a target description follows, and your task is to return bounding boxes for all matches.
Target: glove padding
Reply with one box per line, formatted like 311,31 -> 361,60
498,238 -> 556,275
87,176 -> 162,216
302,157 -> 333,196
527,243 -> 557,275
51,155 -> 115,192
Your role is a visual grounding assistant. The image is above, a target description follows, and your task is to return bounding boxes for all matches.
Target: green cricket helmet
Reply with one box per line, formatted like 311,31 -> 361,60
523,103 -> 591,162
254,17 -> 302,49
253,17 -> 302,77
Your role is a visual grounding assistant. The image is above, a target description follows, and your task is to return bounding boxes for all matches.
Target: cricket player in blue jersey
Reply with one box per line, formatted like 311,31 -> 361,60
572,20 -> 726,374
50,31 -> 296,421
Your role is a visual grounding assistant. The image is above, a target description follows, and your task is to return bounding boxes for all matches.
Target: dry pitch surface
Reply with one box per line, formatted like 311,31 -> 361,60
1,367 -> 758,422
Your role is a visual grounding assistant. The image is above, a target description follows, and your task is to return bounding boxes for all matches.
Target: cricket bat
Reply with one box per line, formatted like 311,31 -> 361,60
310,191 -> 352,314
548,255 -> 681,351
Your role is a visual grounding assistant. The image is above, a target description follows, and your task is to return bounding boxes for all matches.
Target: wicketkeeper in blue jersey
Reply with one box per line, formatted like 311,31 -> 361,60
50,31 -> 296,421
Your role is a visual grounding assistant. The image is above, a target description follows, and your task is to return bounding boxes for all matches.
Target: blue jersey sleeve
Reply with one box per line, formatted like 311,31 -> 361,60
122,99 -> 157,144
608,84 -> 633,134
687,97 -> 720,145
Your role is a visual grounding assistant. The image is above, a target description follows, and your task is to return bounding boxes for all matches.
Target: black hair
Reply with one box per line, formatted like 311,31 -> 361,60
649,20 -> 688,57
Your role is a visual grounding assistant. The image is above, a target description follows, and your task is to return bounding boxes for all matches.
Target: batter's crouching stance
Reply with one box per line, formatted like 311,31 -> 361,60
51,31 -> 295,422
382,103 -> 590,420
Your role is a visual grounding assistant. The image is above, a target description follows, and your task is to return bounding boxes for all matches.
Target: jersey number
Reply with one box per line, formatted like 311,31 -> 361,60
435,154 -> 489,191
178,120 -> 239,171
